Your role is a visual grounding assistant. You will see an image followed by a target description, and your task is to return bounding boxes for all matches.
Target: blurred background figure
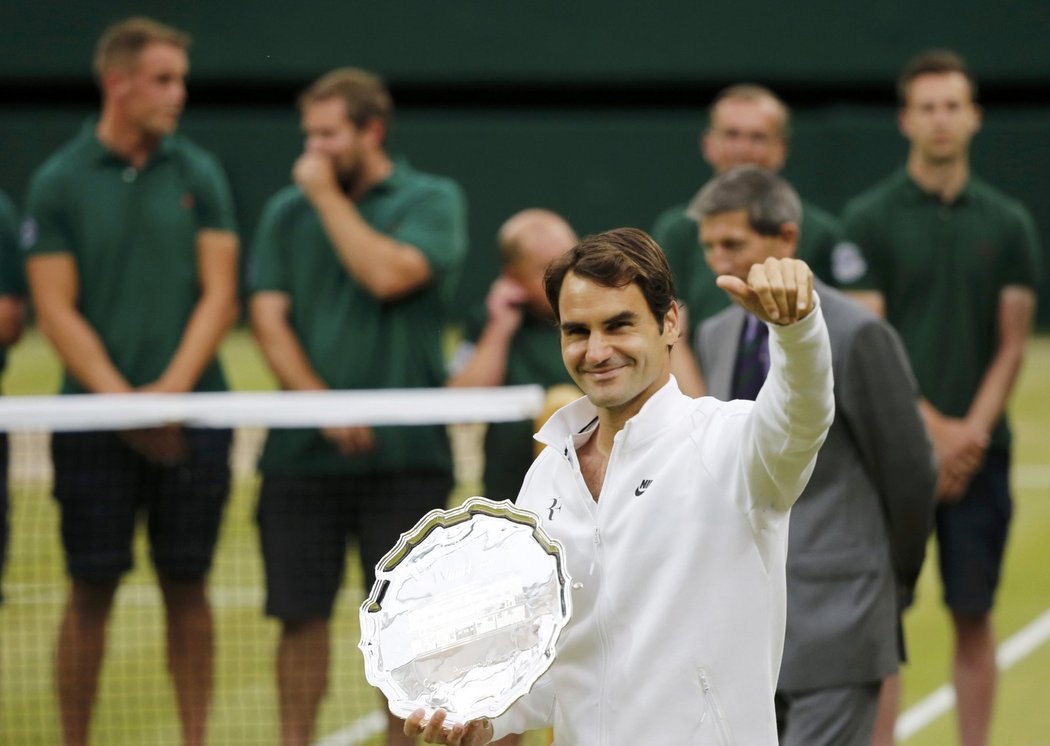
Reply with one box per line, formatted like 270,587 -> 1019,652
691,165 -> 935,746
841,50 -> 1042,746
248,67 -> 468,746
21,17 -> 240,746
449,208 -> 579,502
653,84 -> 845,331
0,190 -> 27,619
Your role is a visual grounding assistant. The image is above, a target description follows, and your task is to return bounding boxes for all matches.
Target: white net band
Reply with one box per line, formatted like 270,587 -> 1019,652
0,385 -> 546,432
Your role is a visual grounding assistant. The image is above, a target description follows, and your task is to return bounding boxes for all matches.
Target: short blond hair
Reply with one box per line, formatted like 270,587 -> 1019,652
299,68 -> 394,131
94,17 -> 190,78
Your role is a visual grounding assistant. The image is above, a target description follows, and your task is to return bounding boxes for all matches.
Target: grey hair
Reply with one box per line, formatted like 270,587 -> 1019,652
686,165 -> 801,236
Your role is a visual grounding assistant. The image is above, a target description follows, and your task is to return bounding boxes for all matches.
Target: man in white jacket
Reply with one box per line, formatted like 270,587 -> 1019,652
407,227 -> 834,745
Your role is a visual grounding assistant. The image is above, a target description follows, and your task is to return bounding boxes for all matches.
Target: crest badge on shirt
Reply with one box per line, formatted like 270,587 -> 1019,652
20,216 -> 38,250
180,193 -> 196,211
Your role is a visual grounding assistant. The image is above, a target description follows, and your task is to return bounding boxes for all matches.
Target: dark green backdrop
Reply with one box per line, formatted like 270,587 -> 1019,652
3,2 -> 1048,323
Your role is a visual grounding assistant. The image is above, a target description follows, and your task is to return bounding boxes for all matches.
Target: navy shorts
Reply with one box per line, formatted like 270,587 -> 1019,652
51,428 -> 232,583
257,470 -> 453,621
936,449 -> 1012,616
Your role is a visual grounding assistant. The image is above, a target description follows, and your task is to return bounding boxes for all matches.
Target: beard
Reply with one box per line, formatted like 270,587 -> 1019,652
336,160 -> 366,196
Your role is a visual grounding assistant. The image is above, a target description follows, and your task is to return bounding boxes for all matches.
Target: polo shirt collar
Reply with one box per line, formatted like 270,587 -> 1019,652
79,119 -> 177,167
901,168 -> 976,206
363,156 -> 411,197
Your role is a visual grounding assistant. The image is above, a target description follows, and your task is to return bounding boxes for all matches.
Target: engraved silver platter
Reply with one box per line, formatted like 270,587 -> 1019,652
359,497 -> 572,725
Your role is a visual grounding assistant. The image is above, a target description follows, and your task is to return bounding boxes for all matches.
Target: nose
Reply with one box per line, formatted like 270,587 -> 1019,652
585,331 -> 612,364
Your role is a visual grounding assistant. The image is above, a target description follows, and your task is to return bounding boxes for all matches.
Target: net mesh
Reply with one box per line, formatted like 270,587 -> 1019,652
0,387 -> 541,745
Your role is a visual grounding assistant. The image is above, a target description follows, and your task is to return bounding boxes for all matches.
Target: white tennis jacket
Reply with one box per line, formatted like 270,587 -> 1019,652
491,302 -> 834,745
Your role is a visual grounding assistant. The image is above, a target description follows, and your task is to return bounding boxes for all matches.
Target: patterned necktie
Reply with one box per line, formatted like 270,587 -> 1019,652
731,315 -> 769,401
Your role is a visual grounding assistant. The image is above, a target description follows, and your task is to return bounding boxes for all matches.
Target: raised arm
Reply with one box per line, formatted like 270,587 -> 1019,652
718,257 -> 835,513
295,152 -> 432,300
447,277 -> 526,388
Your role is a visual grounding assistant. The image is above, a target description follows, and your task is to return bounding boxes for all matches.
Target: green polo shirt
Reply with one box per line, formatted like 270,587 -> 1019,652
0,191 -> 27,378
841,169 -> 1042,449
464,307 -> 573,500
249,160 -> 468,476
22,123 -> 237,394
652,197 -> 842,334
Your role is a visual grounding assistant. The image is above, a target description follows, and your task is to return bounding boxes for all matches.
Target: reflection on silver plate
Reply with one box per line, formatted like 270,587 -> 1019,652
359,496 -> 572,725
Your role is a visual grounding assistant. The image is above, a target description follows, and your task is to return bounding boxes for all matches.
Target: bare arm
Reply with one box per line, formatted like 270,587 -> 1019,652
447,277 -> 525,388
0,295 -> 25,348
295,152 -> 432,300
27,254 -> 133,393
967,285 -> 1035,435
249,291 -> 329,392
250,290 -> 373,454
147,229 -> 239,393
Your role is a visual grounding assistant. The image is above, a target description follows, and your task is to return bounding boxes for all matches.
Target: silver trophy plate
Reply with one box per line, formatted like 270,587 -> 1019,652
359,497 -> 572,725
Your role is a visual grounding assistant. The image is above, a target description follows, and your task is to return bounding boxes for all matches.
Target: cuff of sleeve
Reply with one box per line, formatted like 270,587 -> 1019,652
766,290 -> 823,341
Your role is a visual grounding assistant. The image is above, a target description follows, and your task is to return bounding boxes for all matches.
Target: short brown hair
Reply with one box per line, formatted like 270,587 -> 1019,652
898,49 -> 977,106
709,83 -> 792,143
94,17 -> 190,79
299,67 -> 394,131
543,227 -> 676,327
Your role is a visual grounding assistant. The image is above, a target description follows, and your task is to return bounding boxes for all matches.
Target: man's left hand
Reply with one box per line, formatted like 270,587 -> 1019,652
716,257 -> 814,325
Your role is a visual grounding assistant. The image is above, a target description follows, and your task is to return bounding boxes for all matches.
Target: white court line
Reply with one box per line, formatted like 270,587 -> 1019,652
313,710 -> 387,746
896,607 -> 1050,741
1014,464 -> 1050,490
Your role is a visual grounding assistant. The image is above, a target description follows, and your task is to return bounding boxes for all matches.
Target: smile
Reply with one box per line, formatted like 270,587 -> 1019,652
582,365 -> 626,381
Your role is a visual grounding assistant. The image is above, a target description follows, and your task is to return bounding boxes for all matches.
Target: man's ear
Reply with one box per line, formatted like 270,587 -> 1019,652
361,117 -> 387,149
102,68 -> 130,99
663,300 -> 683,343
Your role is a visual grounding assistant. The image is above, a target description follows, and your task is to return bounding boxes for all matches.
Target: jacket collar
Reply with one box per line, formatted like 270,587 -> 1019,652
534,376 -> 689,452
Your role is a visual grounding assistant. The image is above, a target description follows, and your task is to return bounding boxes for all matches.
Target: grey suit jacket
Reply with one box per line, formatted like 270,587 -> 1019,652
696,283 -> 936,690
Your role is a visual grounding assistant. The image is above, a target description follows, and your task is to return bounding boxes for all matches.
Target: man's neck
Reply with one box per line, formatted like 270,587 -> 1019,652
348,150 -> 394,202
906,151 -> 970,203
96,110 -> 159,170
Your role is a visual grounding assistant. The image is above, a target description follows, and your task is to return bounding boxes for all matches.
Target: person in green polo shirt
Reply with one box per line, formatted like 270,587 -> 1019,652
0,191 -> 27,611
22,18 -> 239,746
652,84 -> 844,344
840,50 -> 1042,746
448,209 -> 579,504
248,67 -> 468,746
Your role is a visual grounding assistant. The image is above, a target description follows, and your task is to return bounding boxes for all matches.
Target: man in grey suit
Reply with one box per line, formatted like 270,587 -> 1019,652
688,165 -> 936,746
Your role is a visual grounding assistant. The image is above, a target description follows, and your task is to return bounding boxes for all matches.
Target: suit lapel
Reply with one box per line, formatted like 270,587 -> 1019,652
708,308 -> 746,400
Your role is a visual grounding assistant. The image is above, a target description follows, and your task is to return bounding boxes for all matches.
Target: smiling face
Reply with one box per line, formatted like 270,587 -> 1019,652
114,41 -> 188,137
557,272 -> 680,420
899,71 -> 981,165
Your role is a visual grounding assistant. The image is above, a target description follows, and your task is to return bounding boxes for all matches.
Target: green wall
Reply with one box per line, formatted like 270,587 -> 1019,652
2,2 -> 1048,322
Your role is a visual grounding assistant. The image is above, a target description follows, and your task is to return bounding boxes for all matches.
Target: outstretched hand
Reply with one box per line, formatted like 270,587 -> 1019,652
404,708 -> 494,745
716,257 -> 814,325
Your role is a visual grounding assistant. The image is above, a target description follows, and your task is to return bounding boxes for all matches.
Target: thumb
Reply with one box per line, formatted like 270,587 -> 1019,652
716,275 -> 754,307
